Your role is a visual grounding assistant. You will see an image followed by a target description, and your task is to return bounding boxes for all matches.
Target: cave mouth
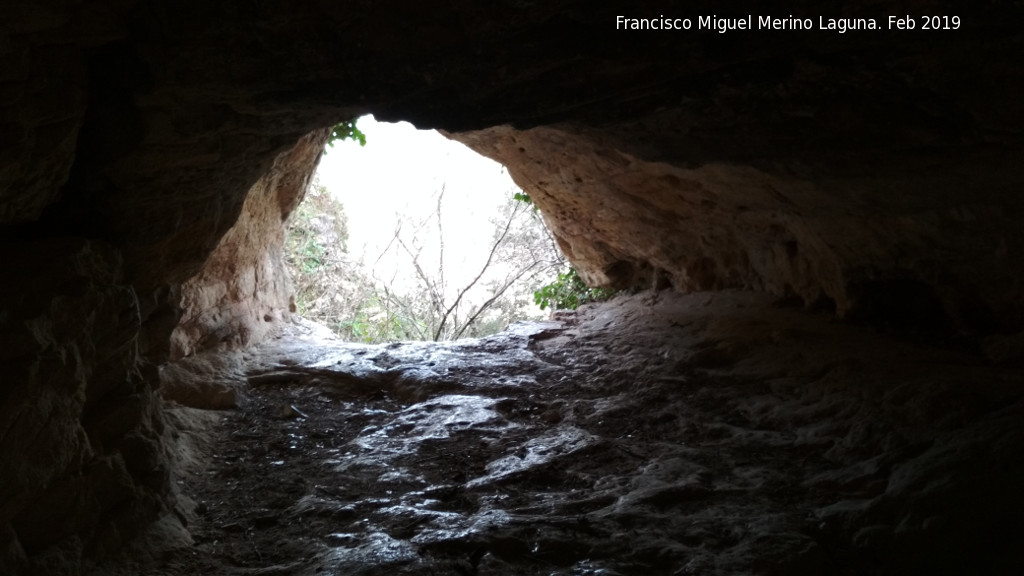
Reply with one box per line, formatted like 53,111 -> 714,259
146,112 -> 1024,575
285,116 -> 565,344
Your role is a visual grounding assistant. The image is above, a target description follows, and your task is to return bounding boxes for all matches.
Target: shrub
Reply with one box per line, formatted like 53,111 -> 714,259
533,267 -> 617,311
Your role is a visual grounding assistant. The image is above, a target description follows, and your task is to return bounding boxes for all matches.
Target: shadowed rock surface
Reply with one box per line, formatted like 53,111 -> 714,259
123,292 -> 1024,575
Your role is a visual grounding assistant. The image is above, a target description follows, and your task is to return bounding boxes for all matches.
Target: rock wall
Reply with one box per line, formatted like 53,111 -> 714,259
0,128 -> 325,574
0,239 -> 168,573
170,129 -> 329,359
453,121 -> 1024,330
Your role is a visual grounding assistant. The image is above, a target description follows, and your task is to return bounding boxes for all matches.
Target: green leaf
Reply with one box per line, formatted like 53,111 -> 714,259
532,267 -> 617,311
328,119 -> 367,148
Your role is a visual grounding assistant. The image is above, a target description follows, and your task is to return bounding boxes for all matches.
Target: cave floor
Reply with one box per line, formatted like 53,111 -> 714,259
133,291 -> 1024,575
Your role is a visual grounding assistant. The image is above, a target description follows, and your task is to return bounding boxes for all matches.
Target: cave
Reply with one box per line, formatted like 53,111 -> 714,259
3,1 -> 1024,574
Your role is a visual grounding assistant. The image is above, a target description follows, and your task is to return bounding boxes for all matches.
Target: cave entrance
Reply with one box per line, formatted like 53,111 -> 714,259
284,115 -> 564,343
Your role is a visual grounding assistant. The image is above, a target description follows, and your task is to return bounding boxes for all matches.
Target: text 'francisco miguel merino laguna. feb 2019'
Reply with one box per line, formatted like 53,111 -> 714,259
615,15 -> 962,33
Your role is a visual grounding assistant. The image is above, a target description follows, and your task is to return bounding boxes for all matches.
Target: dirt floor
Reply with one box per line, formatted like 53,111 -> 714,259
107,290 -> 1024,575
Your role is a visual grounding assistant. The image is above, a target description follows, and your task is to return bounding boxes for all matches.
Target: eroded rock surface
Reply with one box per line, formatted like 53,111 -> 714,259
170,128 -> 330,359
0,239 -> 170,573
452,116 -> 1024,332
128,292 -> 1024,575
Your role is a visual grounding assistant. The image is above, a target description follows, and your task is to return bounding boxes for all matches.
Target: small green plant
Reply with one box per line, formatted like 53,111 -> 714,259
328,119 -> 367,148
533,267 -> 617,311
292,232 -> 325,274
512,191 -> 540,212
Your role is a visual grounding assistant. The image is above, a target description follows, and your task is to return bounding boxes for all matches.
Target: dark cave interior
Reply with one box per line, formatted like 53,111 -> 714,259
2,1 -> 1024,574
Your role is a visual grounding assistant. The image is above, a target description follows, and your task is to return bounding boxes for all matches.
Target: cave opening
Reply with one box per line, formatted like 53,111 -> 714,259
284,115 -> 566,344
149,116 -> 1024,576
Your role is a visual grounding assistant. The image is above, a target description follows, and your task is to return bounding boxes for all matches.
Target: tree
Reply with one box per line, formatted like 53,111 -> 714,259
367,184 -> 564,341
284,181 -> 380,340
284,180 -> 566,343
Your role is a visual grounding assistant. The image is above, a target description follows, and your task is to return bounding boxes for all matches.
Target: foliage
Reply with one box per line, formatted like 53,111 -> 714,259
512,191 -> 534,206
285,184 -> 347,273
328,119 -> 367,148
284,182 -> 358,318
512,188 -> 618,310
284,179 -> 567,343
533,267 -> 617,311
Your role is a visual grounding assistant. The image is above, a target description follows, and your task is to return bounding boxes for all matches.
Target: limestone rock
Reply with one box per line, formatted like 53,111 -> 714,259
451,117 -> 1024,331
158,353 -> 244,410
170,128 -> 330,359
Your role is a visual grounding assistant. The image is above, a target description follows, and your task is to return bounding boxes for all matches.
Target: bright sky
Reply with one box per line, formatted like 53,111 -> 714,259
313,115 -> 523,288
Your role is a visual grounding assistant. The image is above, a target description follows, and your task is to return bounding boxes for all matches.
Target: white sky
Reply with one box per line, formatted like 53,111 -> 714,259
313,115 -> 523,288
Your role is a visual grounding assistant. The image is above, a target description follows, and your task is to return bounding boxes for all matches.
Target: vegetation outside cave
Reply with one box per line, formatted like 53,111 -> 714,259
284,118 -> 616,343
284,179 -> 567,342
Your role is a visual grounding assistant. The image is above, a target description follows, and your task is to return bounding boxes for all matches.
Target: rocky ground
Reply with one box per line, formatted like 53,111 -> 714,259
105,291 -> 1024,575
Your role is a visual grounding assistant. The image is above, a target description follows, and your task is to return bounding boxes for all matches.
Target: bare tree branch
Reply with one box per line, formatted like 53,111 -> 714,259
452,258 -> 542,340
436,185 -> 446,308
432,199 -> 526,340
396,234 -> 445,326
287,177 -> 565,343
